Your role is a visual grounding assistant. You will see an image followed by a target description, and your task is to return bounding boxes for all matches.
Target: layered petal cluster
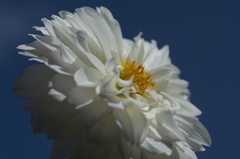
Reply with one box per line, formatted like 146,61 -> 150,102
13,6 -> 211,159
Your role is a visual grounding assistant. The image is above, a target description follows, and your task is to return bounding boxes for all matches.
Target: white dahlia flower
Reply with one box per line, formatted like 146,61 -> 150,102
13,6 -> 211,159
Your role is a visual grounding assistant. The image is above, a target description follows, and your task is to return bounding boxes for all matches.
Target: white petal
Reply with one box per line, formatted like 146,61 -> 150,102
76,31 -> 106,74
51,15 -> 72,33
155,79 -> 169,92
151,67 -> 173,81
148,125 -> 162,141
175,143 -> 197,159
175,113 -> 211,151
100,91 -> 130,109
51,74 -> 75,91
81,7 -> 114,60
144,45 -> 169,71
78,98 -> 111,128
19,51 -> 39,58
107,97 -> 126,109
153,108 -> 185,142
113,109 -> 133,141
168,79 -> 189,89
123,38 -> 134,53
18,40 -> 51,56
105,57 -> 116,76
45,64 -> 72,76
31,114 -> 51,134
122,38 -> 134,61
33,26 -> 49,35
143,108 -> 156,119
160,79 -> 189,96
142,40 -> 157,62
74,8 -> 100,44
52,22 -> 78,50
59,42 -> 78,65
50,134 -> 80,159
84,50 -> 107,75
101,76 -> 120,94
29,34 -> 56,51
176,98 -> 202,116
75,30 -> 90,53
59,10 -> 74,19
59,27 -> 88,63
24,96 -> 66,117
140,137 -> 172,156
97,7 -> 123,55
119,136 -> 141,159
87,112 -> 120,145
126,104 -> 148,144
128,93 -> 149,108
48,88 -> 66,102
13,65 -> 55,91
14,86 -> 49,99
129,32 -> 144,64
68,86 -> 96,107
159,92 -> 181,114
46,51 -> 76,74
87,35 -> 106,63
13,65 -> 55,99
17,44 -> 35,50
42,18 -> 59,45
74,67 -> 103,87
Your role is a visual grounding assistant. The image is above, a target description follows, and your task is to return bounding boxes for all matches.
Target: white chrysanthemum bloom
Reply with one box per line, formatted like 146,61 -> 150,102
13,6 -> 211,159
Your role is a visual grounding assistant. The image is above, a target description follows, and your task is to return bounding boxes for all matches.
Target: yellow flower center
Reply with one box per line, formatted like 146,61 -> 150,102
120,60 -> 156,95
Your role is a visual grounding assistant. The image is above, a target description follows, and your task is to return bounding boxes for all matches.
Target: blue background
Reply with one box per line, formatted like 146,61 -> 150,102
0,0 -> 239,158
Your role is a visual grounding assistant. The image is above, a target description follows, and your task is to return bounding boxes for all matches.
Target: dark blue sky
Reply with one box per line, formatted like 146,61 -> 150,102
0,0 -> 239,158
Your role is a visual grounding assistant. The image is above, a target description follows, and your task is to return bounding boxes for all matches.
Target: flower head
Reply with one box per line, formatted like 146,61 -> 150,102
13,6 -> 211,159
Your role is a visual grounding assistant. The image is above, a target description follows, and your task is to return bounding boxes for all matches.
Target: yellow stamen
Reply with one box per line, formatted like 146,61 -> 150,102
120,60 -> 156,95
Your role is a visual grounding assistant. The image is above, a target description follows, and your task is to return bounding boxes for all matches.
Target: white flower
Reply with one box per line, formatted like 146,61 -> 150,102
13,6 -> 211,159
